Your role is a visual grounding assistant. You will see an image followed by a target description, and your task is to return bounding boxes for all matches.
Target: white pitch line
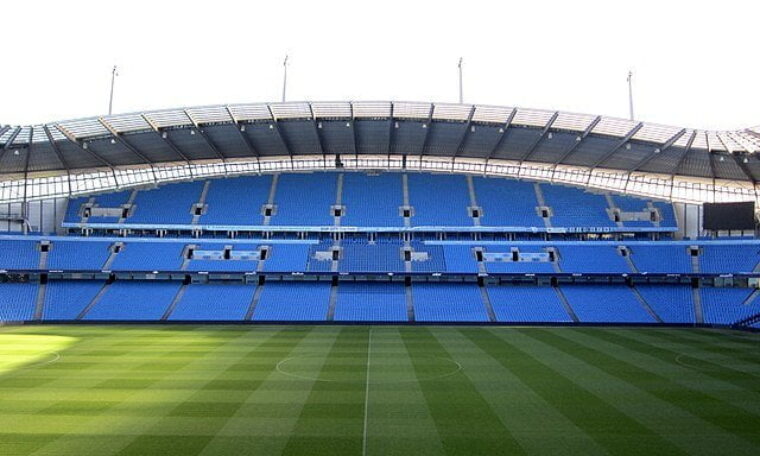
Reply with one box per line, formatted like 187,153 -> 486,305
362,327 -> 372,456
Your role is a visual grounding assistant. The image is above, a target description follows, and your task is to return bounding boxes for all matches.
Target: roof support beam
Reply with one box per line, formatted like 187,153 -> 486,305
308,104 -> 326,160
418,104 -> 435,156
185,110 -> 226,162
484,109 -> 518,163
0,127 -> 23,164
671,130 -> 698,179
668,131 -> 698,200
713,134 -> 754,183
451,106 -> 477,161
225,106 -> 260,159
519,111 -> 559,164
387,105 -> 396,158
629,129 -> 686,173
553,116 -> 601,165
98,119 -> 154,165
42,124 -> 73,198
42,125 -> 72,172
731,152 -> 757,184
22,127 -> 33,205
56,125 -> 116,169
589,122 -> 644,169
141,114 -> 193,166
265,105 -> 294,162
0,126 -> 11,141
349,103 -> 359,159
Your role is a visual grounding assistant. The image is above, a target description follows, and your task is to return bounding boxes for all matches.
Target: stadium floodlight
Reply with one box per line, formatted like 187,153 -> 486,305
627,70 -> 634,121
282,55 -> 289,102
458,57 -> 464,104
108,65 -> 118,116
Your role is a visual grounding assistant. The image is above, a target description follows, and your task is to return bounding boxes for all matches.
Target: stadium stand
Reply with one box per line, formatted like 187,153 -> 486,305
629,245 -> 692,273
128,181 -> 203,224
306,239 -> 335,272
261,244 -> 311,272
558,245 -> 631,273
561,285 -> 655,323
253,282 -> 331,321
0,240 -> 40,269
201,175 -> 271,225
341,173 -> 403,227
700,245 -> 760,273
1,166 -> 758,328
43,281 -> 104,320
169,283 -> 255,320
412,283 -> 488,322
47,241 -> 111,270
408,173 -> 472,226
61,172 -> 682,232
334,282 -> 407,322
488,285 -> 572,323
635,284 -> 694,324
483,246 -> 555,273
409,242 -> 447,272
700,287 -> 758,325
271,173 -> 337,226
0,283 -> 38,321
339,239 -> 405,273
440,245 -> 479,273
541,184 -> 616,228
473,177 -> 544,227
109,242 -> 185,271
186,244 -> 261,272
84,281 -> 181,321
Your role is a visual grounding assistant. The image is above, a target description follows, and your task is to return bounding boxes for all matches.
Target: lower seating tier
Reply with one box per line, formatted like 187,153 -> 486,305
1,280 -> 758,326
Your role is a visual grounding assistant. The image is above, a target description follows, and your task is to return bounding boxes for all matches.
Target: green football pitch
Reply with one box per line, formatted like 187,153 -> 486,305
0,325 -> 758,455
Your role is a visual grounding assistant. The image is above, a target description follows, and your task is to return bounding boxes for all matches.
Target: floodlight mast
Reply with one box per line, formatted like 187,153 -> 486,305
627,70 -> 634,120
458,57 -> 464,104
282,55 -> 289,102
108,65 -> 118,116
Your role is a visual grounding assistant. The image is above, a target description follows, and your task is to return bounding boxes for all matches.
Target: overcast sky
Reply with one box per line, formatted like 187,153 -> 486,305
2,0 -> 758,130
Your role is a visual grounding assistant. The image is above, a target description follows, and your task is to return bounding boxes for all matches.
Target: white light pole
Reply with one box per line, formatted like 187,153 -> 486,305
282,55 -> 289,102
627,70 -> 634,120
108,65 -> 118,116
458,57 -> 464,104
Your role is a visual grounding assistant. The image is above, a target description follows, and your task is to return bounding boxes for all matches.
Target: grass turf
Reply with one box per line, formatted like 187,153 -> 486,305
0,325 -> 758,455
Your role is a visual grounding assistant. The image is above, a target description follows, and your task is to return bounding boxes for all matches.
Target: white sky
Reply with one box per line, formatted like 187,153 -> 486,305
2,0 -> 758,130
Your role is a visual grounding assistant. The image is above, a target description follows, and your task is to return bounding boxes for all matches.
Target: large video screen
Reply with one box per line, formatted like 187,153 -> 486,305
703,201 -> 755,230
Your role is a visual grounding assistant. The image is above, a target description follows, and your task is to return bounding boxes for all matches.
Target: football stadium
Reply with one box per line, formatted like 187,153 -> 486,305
1,101 -> 759,454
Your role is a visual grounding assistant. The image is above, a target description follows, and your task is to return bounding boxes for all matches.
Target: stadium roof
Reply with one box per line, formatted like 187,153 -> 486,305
1,101 -> 759,205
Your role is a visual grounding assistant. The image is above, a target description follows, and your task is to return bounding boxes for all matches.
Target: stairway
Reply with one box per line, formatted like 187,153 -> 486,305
631,286 -> 663,323
553,286 -> 579,322
76,282 -> 111,320
692,287 -> 704,324
161,283 -> 188,320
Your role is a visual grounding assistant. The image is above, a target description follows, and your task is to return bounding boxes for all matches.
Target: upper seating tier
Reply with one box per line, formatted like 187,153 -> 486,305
63,172 -> 677,232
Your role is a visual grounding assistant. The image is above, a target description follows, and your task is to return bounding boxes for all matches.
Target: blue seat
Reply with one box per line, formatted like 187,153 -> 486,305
334,282 -> 407,322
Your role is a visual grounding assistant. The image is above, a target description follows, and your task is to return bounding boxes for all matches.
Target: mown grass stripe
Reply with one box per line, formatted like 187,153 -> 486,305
617,329 -> 760,383
400,327 -> 525,456
280,327 -> 369,456
430,328 -> 608,455
460,328 -> 686,455
529,328 -> 760,447
102,328 -> 287,456
198,327 -> 322,456
648,329 -> 760,365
